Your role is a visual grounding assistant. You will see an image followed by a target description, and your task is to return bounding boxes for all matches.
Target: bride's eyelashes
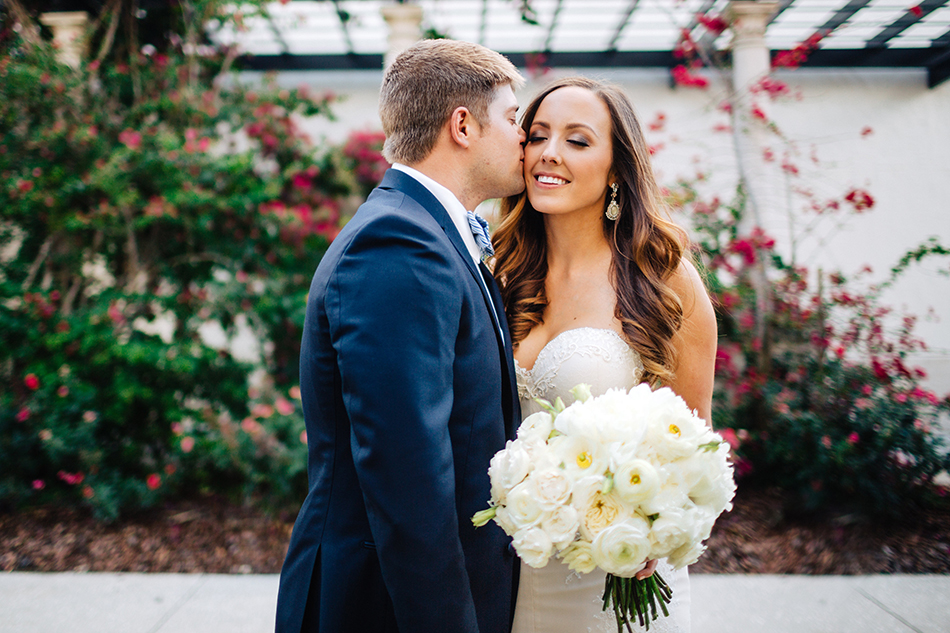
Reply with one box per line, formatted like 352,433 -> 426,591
526,134 -> 590,147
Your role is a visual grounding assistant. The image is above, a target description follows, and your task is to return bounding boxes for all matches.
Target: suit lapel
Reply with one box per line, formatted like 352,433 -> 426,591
378,169 -> 506,345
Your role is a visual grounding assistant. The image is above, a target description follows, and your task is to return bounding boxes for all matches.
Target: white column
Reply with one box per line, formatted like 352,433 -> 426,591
380,3 -> 424,69
39,11 -> 89,69
724,1 -> 780,233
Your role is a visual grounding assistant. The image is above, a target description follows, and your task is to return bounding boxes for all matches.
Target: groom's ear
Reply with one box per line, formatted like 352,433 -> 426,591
447,106 -> 476,149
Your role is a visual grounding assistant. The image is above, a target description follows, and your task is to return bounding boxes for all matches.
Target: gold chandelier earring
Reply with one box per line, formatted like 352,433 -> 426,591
606,183 -> 620,221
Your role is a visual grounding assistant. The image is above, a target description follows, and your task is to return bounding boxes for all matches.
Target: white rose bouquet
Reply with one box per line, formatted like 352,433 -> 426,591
473,384 -> 736,631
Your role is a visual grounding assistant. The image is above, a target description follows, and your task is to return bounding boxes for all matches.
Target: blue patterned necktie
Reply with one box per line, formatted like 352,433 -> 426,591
466,210 -> 495,262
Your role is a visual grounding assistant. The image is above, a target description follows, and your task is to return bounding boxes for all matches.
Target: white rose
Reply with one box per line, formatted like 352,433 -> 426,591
591,517 -> 652,577
585,388 -> 648,445
541,504 -> 580,550
505,478 -> 546,530
667,539 -> 706,570
517,411 -> 554,445
559,540 -> 597,574
512,526 -> 555,569
533,467 -> 574,511
638,466 -> 690,517
572,478 -> 627,541
488,439 -> 532,504
682,448 -> 735,514
647,506 -> 692,559
552,401 -> 600,441
613,458 -> 660,506
493,505 -> 518,536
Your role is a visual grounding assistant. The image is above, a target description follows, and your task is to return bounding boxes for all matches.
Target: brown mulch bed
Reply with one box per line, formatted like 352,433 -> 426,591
2,488 -> 949,574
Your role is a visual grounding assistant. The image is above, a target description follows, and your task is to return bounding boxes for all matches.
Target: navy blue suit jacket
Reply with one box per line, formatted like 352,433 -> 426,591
275,168 -> 521,633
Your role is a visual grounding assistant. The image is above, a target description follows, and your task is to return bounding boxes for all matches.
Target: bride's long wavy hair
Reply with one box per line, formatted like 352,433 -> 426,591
493,76 -> 689,386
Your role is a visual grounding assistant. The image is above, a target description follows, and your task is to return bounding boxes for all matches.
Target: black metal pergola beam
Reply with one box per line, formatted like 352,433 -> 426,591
331,0 -> 356,57
817,0 -> 873,34
866,0 -> 946,48
606,0 -> 640,52
542,0 -> 564,53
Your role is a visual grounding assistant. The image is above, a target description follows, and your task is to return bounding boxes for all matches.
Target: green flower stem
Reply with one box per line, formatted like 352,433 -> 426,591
602,571 -> 672,632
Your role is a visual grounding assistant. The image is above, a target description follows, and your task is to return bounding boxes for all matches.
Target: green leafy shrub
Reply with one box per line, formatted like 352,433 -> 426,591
0,3 -> 363,519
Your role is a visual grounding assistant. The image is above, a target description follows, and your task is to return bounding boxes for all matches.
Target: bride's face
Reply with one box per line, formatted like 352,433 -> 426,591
524,86 -> 614,219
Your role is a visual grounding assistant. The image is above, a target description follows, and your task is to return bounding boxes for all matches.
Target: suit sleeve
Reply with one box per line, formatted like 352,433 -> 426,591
326,212 -> 480,633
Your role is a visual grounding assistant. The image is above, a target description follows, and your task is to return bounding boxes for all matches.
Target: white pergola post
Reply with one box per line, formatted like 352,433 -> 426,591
725,0 -> 780,234
39,11 -> 89,69
725,1 -> 780,360
380,3 -> 424,69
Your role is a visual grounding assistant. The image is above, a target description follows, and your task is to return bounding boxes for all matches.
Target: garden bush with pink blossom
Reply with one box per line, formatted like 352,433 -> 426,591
0,3 -> 387,520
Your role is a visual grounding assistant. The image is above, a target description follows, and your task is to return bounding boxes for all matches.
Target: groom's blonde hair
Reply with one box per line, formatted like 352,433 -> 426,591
379,39 -> 524,165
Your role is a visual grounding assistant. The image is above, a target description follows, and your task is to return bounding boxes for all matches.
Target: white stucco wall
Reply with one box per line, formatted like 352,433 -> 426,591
246,66 -> 950,394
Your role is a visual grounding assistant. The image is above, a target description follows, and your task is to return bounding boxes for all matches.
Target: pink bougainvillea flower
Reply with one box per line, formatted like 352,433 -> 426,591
251,403 -> 274,418
821,436 -> 832,449
289,386 -> 302,400
33,480 -> 45,490
17,407 -> 30,422
670,64 -> 709,89
300,430 -> 308,445
24,373 -> 40,390
697,13 -> 728,35
118,129 -> 142,151
847,432 -> 860,445
180,436 -> 195,453
146,473 -> 162,490
275,397 -> 295,416
844,188 -> 874,211
82,485 -> 95,499
57,385 -> 69,397
58,471 -> 84,485
241,417 -> 262,434
719,428 -> 740,450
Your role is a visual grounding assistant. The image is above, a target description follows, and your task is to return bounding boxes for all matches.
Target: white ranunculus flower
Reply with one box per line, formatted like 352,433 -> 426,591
647,506 -> 693,559
533,467 -> 574,511
512,526 -> 555,569
591,517 -> 652,577
586,388 -> 648,445
667,539 -> 706,570
613,458 -> 660,506
505,478 -> 546,530
549,433 -> 608,479
541,504 -> 580,550
488,439 -> 532,504
643,388 -> 706,462
559,540 -> 597,574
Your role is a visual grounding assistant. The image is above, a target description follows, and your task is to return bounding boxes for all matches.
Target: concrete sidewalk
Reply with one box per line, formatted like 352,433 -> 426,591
1,572 -> 947,633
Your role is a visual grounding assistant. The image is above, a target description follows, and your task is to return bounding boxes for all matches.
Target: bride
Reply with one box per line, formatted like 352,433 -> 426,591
492,76 -> 717,633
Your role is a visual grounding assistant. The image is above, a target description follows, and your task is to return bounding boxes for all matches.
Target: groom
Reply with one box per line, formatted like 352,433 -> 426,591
275,39 -> 525,633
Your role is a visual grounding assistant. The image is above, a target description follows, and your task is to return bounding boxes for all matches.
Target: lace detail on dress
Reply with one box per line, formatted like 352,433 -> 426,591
515,328 -> 644,405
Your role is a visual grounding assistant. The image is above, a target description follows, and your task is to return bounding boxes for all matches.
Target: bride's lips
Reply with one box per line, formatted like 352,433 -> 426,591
533,172 -> 570,188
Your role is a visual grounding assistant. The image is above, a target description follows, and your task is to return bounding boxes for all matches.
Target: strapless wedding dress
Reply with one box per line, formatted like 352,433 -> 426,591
511,327 -> 691,633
